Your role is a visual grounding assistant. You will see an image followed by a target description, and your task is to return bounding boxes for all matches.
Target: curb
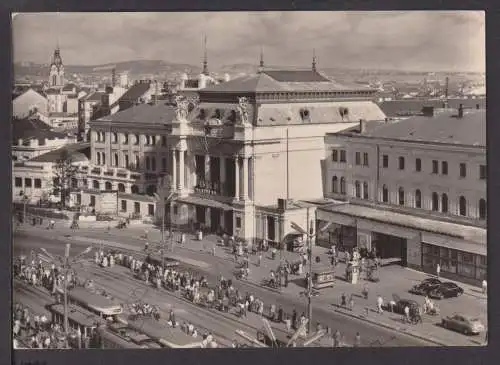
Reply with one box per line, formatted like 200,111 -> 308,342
333,308 -> 447,346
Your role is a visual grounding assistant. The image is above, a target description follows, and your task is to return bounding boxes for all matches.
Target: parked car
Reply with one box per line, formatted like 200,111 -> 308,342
421,278 -> 442,286
409,281 -> 441,295
441,314 -> 485,335
429,282 -> 464,299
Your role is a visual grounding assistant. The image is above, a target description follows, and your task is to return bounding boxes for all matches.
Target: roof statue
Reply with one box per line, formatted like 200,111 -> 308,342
237,96 -> 251,126
175,95 -> 190,121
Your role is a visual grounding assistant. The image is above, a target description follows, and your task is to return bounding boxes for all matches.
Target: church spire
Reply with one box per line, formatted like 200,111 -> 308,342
312,48 -> 317,72
258,46 -> 265,73
202,35 -> 209,76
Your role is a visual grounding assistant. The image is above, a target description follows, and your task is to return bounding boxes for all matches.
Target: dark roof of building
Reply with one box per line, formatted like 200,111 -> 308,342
335,109 -> 486,147
45,88 -> 61,95
85,91 -> 105,102
13,117 -> 68,142
263,70 -> 330,82
62,83 -> 77,92
118,82 -> 151,102
378,98 -> 486,118
201,70 -> 373,94
96,103 -> 176,125
29,142 -> 90,163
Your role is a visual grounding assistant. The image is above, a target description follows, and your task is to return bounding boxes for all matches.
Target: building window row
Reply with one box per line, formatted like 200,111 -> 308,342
331,149 -> 347,163
354,152 -> 369,167
381,154 -> 484,180
96,152 -> 106,166
331,176 -> 346,195
14,177 -> 42,189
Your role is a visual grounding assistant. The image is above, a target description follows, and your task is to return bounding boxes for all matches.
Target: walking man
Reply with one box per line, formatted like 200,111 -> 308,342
482,279 -> 487,295
436,263 -> 441,278
376,295 -> 384,314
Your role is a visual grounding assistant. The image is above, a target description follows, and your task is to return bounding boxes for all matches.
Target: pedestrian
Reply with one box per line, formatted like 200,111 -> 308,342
144,242 -> 149,252
285,314 -> 292,333
376,295 -> 384,314
257,253 -> 262,267
349,295 -> 355,311
404,305 -> 410,323
436,263 -> 441,278
354,332 -> 361,347
333,330 -> 341,347
292,309 -> 298,330
482,279 -> 487,295
340,293 -> 347,307
284,270 -> 289,288
212,245 -> 216,256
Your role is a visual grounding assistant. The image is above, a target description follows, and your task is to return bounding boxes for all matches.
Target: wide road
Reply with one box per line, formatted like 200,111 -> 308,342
14,231 -> 433,347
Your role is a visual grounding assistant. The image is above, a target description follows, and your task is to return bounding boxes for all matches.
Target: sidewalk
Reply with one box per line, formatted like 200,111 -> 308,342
16,223 -> 487,346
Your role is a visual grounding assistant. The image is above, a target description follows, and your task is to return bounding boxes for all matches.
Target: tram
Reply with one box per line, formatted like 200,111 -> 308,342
56,286 -> 123,319
97,325 -> 161,349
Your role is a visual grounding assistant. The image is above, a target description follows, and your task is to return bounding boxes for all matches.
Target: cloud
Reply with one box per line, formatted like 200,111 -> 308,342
12,11 -> 485,72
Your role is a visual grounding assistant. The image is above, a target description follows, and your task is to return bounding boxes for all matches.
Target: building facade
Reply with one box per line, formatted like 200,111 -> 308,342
319,105 -> 486,284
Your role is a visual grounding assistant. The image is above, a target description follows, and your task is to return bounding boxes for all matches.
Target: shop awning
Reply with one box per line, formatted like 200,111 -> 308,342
175,195 -> 233,210
421,232 -> 486,256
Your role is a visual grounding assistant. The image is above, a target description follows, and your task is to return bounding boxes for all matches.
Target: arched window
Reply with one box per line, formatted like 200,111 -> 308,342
112,133 -> 118,143
431,192 -> 439,211
459,196 -> 467,216
415,189 -> 422,208
145,156 -> 151,170
340,177 -> 346,194
105,182 -> 112,190
131,185 -> 139,194
441,193 -> 449,213
124,154 -> 129,168
102,153 -> 106,165
151,157 -> 156,171
479,199 -> 486,219
114,153 -> 118,167
332,176 -> 338,193
146,135 -> 151,145
93,180 -> 100,190
363,182 -> 369,199
135,155 -> 140,168
52,75 -> 57,86
97,152 -> 101,165
118,183 -> 125,193
355,181 -> 361,198
398,187 -> 405,206
382,185 -> 388,203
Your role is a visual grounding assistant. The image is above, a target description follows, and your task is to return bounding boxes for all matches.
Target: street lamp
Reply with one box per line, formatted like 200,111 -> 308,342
39,244 -> 92,348
291,208 -> 332,334
154,191 -> 176,271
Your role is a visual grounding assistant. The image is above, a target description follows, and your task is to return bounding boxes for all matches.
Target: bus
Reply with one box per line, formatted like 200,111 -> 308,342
57,286 -> 123,319
123,316 -> 204,348
47,303 -> 105,348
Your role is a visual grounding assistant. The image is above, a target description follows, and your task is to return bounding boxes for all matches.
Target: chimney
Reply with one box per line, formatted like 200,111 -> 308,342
458,104 -> 464,118
422,106 -> 434,117
359,119 -> 366,133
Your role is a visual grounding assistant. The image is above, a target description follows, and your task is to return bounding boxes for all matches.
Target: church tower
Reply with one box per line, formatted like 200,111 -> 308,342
49,45 -> 64,88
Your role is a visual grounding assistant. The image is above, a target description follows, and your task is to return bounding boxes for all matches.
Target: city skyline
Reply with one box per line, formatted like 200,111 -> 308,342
13,11 -> 485,73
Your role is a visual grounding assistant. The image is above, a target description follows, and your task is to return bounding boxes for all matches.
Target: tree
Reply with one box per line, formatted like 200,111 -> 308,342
52,149 -> 79,209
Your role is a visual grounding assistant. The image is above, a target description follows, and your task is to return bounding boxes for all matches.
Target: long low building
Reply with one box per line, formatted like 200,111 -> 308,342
318,105 -> 486,285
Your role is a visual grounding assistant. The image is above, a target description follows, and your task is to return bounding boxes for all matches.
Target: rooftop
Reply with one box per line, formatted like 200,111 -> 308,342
378,98 -> 486,118
201,70 -> 373,94
117,82 -> 152,103
85,91 -> 105,102
333,109 -> 486,147
29,142 -> 90,163
13,117 -> 68,143
96,103 -> 176,126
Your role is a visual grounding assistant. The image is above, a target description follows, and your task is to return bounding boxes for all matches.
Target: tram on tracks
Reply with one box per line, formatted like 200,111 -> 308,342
56,286 -> 123,319
97,325 -> 161,349
103,316 -> 204,349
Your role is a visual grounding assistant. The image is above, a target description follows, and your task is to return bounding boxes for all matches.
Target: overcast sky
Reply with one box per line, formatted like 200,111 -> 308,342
12,11 -> 485,72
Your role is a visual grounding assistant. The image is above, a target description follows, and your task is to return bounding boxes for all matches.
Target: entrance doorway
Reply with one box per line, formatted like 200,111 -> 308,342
210,208 -> 221,233
224,210 -> 233,235
372,232 -> 408,266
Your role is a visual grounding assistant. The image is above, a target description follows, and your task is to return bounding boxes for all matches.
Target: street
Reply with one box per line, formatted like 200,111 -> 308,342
14,230 -> 435,347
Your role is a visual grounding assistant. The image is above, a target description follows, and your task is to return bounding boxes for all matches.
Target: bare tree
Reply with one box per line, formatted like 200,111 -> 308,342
52,149 -> 79,209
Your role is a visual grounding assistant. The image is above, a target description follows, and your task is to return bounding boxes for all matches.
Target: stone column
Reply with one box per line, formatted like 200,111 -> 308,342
241,156 -> 249,200
234,156 -> 240,200
178,149 -> 185,191
172,149 -> 177,191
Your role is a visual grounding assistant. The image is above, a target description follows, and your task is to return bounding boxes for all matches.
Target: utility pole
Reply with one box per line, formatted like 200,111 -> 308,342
40,243 -> 92,348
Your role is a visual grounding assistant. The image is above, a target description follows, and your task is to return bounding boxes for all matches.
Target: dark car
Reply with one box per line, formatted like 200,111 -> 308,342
409,282 -> 437,296
429,282 -> 464,299
421,278 -> 442,286
145,254 -> 179,268
442,314 -> 485,335
392,299 -> 419,314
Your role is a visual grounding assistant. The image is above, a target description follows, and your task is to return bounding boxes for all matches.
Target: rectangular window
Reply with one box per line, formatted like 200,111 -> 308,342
148,204 -> 155,216
398,156 -> 405,170
340,150 -> 346,163
152,136 -> 157,145
415,158 -> 422,172
441,161 -> 448,175
15,177 -> 22,187
460,163 -> 467,178
134,202 -> 141,214
121,200 -> 127,212
382,155 -> 388,168
432,160 -> 439,174
161,136 -> 167,146
479,164 -> 486,180
332,149 -> 338,162
363,152 -> 369,166
236,216 -> 242,229
25,178 -> 32,188
34,178 -> 42,188
173,205 -> 178,215
162,158 -> 167,172
355,152 -> 361,165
